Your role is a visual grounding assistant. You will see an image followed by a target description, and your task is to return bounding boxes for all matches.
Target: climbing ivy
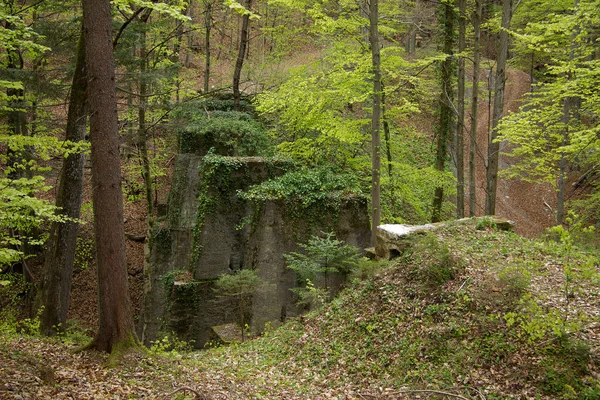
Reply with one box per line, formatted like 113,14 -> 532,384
189,153 -> 294,266
238,166 -> 365,222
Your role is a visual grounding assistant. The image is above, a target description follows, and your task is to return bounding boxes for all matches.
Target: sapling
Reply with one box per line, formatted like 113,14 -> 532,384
285,232 -> 360,307
214,269 -> 262,342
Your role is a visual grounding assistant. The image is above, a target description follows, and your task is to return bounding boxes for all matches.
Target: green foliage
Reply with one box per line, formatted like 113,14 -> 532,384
73,237 -> 94,271
498,1 -> 600,220
476,216 -> 498,230
174,98 -> 271,156
0,176 -> 69,266
381,162 -> 456,224
178,116 -> 272,156
122,137 -> 169,203
214,269 -> 262,341
405,233 -> 459,288
285,232 -> 361,307
214,269 -> 262,299
161,269 -> 193,290
0,272 -> 29,329
285,232 -> 361,282
0,273 -> 41,337
239,166 -> 363,220
150,333 -> 195,356
290,279 -> 328,310
112,0 -> 189,21
53,320 -> 93,345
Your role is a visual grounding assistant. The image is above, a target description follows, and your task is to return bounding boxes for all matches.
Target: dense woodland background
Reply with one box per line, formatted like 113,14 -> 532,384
1,0 -> 600,398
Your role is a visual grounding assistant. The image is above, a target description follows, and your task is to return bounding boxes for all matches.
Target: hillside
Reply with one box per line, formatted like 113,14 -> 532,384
2,220 -> 599,399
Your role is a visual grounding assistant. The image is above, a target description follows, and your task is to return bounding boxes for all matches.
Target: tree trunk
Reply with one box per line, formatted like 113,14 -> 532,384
456,0 -> 466,218
204,1 -> 212,93
469,0 -> 482,217
138,9 -> 154,225
557,0 -> 580,225
369,0 -> 381,246
82,0 -> 138,353
382,83 -> 392,177
233,0 -> 252,111
37,29 -> 87,337
485,0 -> 512,215
432,2 -> 455,223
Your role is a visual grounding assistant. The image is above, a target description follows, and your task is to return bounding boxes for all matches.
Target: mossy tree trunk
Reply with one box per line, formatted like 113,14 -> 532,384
38,28 -> 87,337
204,0 -> 213,93
469,0 -> 482,217
456,0 -> 466,218
369,0 -> 382,246
432,2 -> 455,223
82,0 -> 138,353
485,0 -> 512,215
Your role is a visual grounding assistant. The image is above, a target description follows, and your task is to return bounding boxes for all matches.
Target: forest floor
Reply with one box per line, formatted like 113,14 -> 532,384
2,221 -> 600,399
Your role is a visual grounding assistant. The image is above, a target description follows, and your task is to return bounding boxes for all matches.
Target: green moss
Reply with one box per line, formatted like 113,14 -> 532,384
106,332 -> 145,368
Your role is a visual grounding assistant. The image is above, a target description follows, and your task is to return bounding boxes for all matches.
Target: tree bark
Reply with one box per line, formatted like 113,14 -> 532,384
38,29 -> 87,337
469,0 -> 482,217
456,0 -> 466,218
382,83 -> 392,177
233,0 -> 252,111
82,0 -> 137,353
137,9 -> 154,225
369,0 -> 381,246
557,0 -> 580,225
485,0 -> 512,215
204,0 -> 212,93
432,2 -> 455,223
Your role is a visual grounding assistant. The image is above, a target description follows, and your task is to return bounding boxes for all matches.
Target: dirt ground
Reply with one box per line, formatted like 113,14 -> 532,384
468,68 -> 557,237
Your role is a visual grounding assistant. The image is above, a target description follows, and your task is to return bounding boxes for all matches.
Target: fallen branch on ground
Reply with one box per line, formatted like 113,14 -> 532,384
163,386 -> 210,399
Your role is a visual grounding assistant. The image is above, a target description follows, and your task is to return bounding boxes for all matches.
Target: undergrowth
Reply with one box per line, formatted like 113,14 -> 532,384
190,222 -> 600,399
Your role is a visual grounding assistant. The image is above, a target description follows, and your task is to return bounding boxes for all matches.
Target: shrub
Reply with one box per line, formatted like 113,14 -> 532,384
178,117 -> 272,156
406,233 -> 459,288
285,232 -> 361,308
214,269 -> 262,341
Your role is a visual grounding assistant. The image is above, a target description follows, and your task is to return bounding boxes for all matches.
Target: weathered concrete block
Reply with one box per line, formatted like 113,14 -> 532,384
139,155 -> 371,348
376,217 -> 515,260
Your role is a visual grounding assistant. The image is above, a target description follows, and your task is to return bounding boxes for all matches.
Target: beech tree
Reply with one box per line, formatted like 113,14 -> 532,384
233,0 -> 254,111
369,0 -> 381,245
498,0 -> 600,224
37,29 -> 87,336
485,0 -> 513,215
455,0 -> 466,218
469,0 -> 483,216
432,1 -> 455,223
82,0 -> 137,353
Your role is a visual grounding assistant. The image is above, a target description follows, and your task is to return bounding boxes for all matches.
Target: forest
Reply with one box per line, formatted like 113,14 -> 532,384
1,0 -> 600,398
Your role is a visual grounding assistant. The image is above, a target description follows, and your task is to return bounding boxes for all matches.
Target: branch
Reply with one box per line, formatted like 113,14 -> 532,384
113,7 -> 146,49
163,386 -> 209,399
362,388 -> 475,399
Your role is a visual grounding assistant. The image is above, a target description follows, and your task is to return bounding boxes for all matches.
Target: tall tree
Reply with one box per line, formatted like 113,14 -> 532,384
485,0 -> 513,215
557,0 -> 580,225
204,0 -> 213,93
469,0 -> 483,216
369,0 -> 381,245
456,0 -> 466,218
37,29 -> 87,337
82,0 -> 137,353
233,0 -> 253,110
432,1 -> 455,223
